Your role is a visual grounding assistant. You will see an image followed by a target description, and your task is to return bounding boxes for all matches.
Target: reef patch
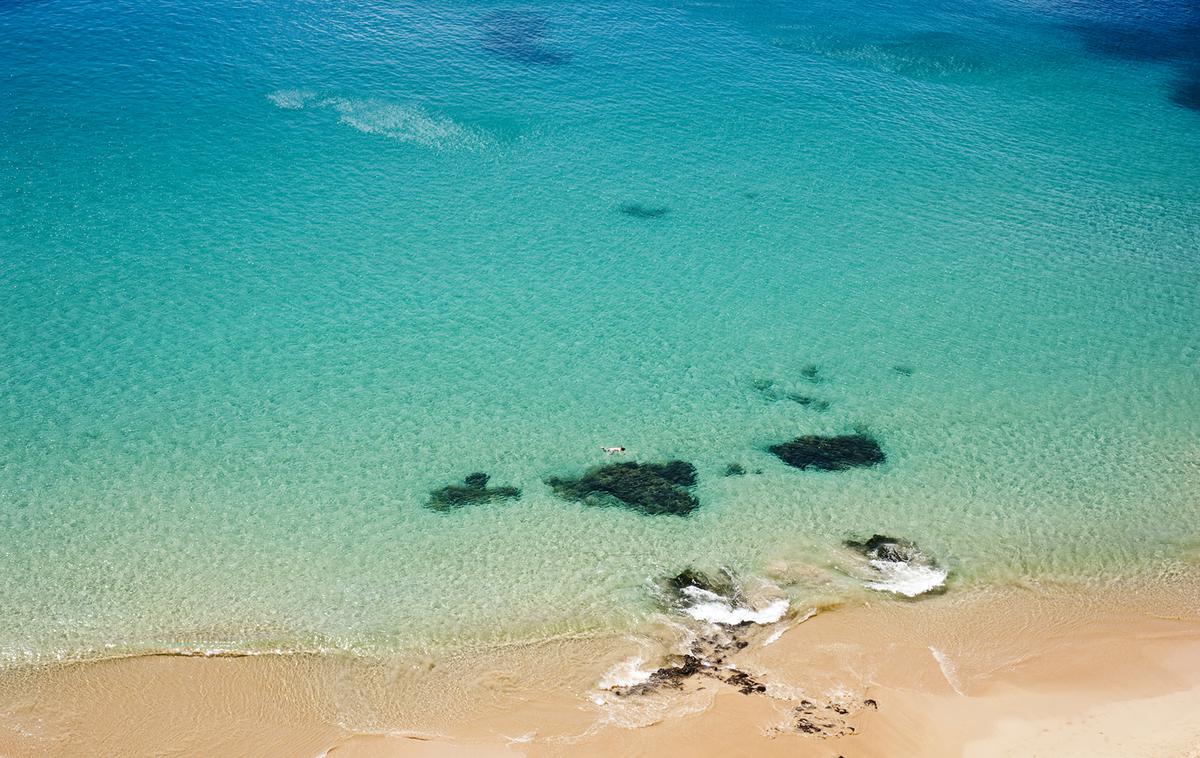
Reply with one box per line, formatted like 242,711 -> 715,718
769,434 -> 885,471
546,460 -> 699,516
428,472 -> 521,511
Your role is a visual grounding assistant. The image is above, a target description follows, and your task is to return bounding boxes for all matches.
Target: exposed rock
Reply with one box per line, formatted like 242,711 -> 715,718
427,472 -> 520,511
724,669 -> 767,695
844,534 -> 919,563
768,434 -> 885,471
546,460 -> 699,516
618,202 -> 670,219
666,568 -> 737,601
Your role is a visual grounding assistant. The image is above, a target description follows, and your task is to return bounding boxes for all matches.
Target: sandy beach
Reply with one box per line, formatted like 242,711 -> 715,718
1,578 -> 1197,757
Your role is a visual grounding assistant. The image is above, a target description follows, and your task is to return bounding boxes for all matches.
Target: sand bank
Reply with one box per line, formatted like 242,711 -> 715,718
1,580 -> 1198,757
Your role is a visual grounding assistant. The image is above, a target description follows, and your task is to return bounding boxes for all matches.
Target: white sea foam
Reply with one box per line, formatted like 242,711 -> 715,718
267,89 -> 317,110
679,586 -> 789,625
863,559 -> 947,597
598,655 -> 656,690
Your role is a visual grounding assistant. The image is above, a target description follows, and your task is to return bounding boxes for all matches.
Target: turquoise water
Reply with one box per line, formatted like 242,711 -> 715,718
1,0 -> 1198,661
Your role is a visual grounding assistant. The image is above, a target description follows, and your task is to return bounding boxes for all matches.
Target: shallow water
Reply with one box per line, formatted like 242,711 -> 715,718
1,0 -> 1198,662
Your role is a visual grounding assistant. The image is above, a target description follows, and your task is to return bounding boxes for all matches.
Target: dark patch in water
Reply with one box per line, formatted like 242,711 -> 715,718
546,460 -> 699,516
786,393 -> 831,411
893,364 -> 914,376
618,202 -> 670,219
481,10 -> 569,65
769,434 -> 886,471
1068,10 -> 1200,111
428,472 -> 520,511
723,462 -> 747,477
1170,70 -> 1200,110
799,363 -> 823,383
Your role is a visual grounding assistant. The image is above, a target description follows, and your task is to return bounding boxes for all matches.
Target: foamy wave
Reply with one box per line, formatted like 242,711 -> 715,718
320,97 -> 487,150
864,560 -> 947,597
598,656 -> 656,690
679,586 -> 789,625
267,89 -> 317,110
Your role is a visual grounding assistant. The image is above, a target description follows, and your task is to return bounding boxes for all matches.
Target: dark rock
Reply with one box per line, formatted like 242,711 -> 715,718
724,462 -> 747,477
768,434 -> 886,471
725,669 -> 767,695
546,460 -> 699,516
795,718 -> 822,734
864,698 -> 878,709
893,364 -> 914,376
666,568 -> 736,599
845,534 -> 919,564
618,202 -> 670,219
616,655 -> 705,694
427,473 -> 521,511
799,363 -> 823,383
786,393 -> 831,411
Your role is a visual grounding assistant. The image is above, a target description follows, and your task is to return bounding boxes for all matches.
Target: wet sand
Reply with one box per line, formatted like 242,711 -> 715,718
1,580 -> 1198,757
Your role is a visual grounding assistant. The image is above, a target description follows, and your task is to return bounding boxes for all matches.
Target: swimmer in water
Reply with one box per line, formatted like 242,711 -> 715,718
601,446 -> 626,455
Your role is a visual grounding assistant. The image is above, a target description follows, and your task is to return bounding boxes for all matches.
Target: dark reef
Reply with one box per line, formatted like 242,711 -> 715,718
427,472 -> 521,511
481,10 -> 569,65
768,434 -> 886,471
723,462 -> 747,477
546,460 -> 699,516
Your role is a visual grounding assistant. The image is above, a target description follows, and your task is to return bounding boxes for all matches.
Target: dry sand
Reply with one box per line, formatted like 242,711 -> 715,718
1,580 -> 1198,757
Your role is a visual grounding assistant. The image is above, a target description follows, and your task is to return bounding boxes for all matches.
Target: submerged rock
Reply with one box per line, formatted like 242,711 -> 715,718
768,434 -> 885,471
618,202 -> 670,219
481,10 -> 569,65
427,472 -> 521,511
546,460 -> 699,516
799,364 -> 823,383
786,393 -> 831,411
893,364 -> 914,376
724,462 -> 747,477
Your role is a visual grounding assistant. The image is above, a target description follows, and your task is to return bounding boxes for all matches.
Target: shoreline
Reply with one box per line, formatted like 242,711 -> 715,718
1,578 -> 1199,756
